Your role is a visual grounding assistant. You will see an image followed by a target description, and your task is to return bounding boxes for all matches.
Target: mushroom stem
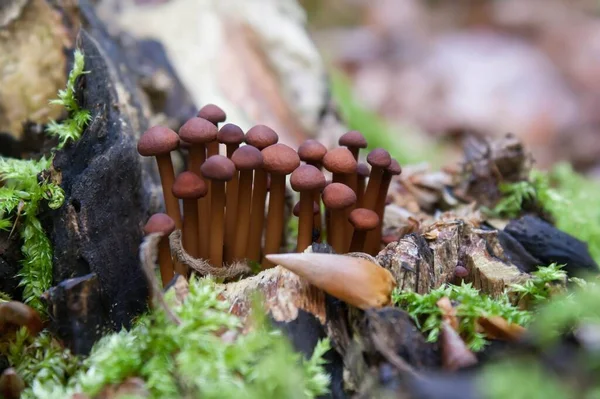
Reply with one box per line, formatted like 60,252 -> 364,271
362,167 -> 384,211
209,180 -> 226,266
312,191 -> 322,242
349,230 -> 367,253
247,169 -> 268,261
297,192 -> 315,252
233,169 -> 254,260
157,236 -> 174,284
329,209 -> 346,254
363,177 -> 391,256
262,174 -> 287,267
181,199 -> 199,259
156,154 -> 182,229
188,146 -> 209,259
224,143 -> 240,262
357,172 -> 366,206
205,141 -> 219,217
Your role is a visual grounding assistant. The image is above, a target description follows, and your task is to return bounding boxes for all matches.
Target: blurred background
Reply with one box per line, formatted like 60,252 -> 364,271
80,0 -> 600,177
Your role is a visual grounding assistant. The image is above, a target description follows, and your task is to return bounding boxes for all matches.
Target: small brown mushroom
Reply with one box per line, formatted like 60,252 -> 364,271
198,104 -> 226,157
144,213 -> 176,285
218,124 -> 246,261
356,162 -> 370,206
178,117 -> 218,259
137,126 -> 182,229
290,165 -> 326,252
348,208 -> 379,253
0,301 -> 43,337
261,144 -> 300,267
201,155 -> 236,267
322,183 -> 357,254
297,139 -> 328,240
297,139 -> 327,169
322,147 -> 357,187
361,148 -> 391,210
231,145 -> 264,260
338,130 -> 368,160
0,368 -> 24,399
364,159 -> 401,255
245,125 -> 279,261
172,171 -> 207,261
265,252 -> 396,309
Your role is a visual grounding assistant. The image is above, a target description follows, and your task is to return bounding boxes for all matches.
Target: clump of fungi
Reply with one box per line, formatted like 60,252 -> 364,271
137,104 -> 401,287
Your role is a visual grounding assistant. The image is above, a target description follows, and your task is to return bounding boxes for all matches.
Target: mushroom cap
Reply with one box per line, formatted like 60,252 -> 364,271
197,104 -> 226,125
290,164 -> 326,192
348,208 -> 379,230
172,171 -> 207,199
386,159 -> 402,175
138,126 -> 180,156
178,117 -> 218,144
231,145 -> 263,170
339,130 -> 367,149
200,155 -> 236,181
144,213 -> 176,235
218,123 -> 245,145
322,183 -> 356,210
322,147 -> 357,174
357,163 -> 370,178
293,201 -> 320,217
298,139 -> 327,163
367,148 -> 392,169
261,144 -> 300,175
245,125 -> 279,149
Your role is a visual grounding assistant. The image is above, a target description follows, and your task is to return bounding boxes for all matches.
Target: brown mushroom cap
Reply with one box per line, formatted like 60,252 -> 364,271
197,104 -> 226,125
262,144 -> 300,175
290,165 -> 326,192
172,171 -> 207,199
322,183 -> 357,209
367,148 -> 392,169
322,148 -> 357,174
245,125 -> 279,149
387,159 -> 402,175
144,213 -> 176,235
138,126 -> 180,156
200,155 -> 236,181
348,208 -> 379,230
298,139 -> 327,163
293,201 -> 320,217
178,117 -> 218,144
231,145 -> 263,170
357,163 -> 371,177
218,123 -> 245,145
339,130 -> 367,149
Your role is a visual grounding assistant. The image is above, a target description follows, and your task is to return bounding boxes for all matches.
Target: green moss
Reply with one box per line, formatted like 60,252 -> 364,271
0,49 -> 89,314
392,282 -> 531,351
23,277 -> 330,399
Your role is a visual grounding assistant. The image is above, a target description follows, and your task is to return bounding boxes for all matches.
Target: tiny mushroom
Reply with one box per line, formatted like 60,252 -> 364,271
348,208 -> 380,253
292,200 -> 320,217
297,139 -> 328,169
261,143 -> 300,267
322,147 -> 358,187
178,117 -> 218,258
200,155 -> 236,267
218,123 -> 246,261
361,148 -> 391,210
138,126 -> 182,229
0,367 -> 25,399
290,165 -> 326,252
245,125 -> 279,262
197,104 -> 227,158
172,171 -> 207,261
338,130 -> 368,161
322,183 -> 357,254
231,145 -> 264,260
364,159 -> 401,256
144,213 -> 176,285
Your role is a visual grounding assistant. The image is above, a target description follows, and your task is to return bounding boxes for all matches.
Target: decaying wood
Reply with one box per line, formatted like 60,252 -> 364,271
377,219 -> 530,298
43,273 -> 107,355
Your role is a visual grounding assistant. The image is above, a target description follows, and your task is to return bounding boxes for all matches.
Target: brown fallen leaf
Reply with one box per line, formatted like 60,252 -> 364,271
440,321 -> 478,371
477,315 -> 526,341
436,296 -> 459,332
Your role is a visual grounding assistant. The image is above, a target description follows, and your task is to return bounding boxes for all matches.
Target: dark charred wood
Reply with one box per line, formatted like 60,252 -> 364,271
0,230 -> 23,300
401,371 -> 480,399
495,229 -> 542,273
43,273 -> 109,355
49,0 -> 165,331
504,215 -> 599,276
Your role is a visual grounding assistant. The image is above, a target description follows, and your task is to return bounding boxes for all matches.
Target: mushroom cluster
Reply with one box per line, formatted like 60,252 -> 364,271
137,105 -> 401,285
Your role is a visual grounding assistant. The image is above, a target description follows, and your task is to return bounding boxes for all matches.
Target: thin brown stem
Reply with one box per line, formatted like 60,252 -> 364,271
156,154 -> 182,229
209,181 -> 226,266
233,170 -> 253,260
247,169 -> 268,261
296,191 -> 314,252
262,174 -> 286,268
